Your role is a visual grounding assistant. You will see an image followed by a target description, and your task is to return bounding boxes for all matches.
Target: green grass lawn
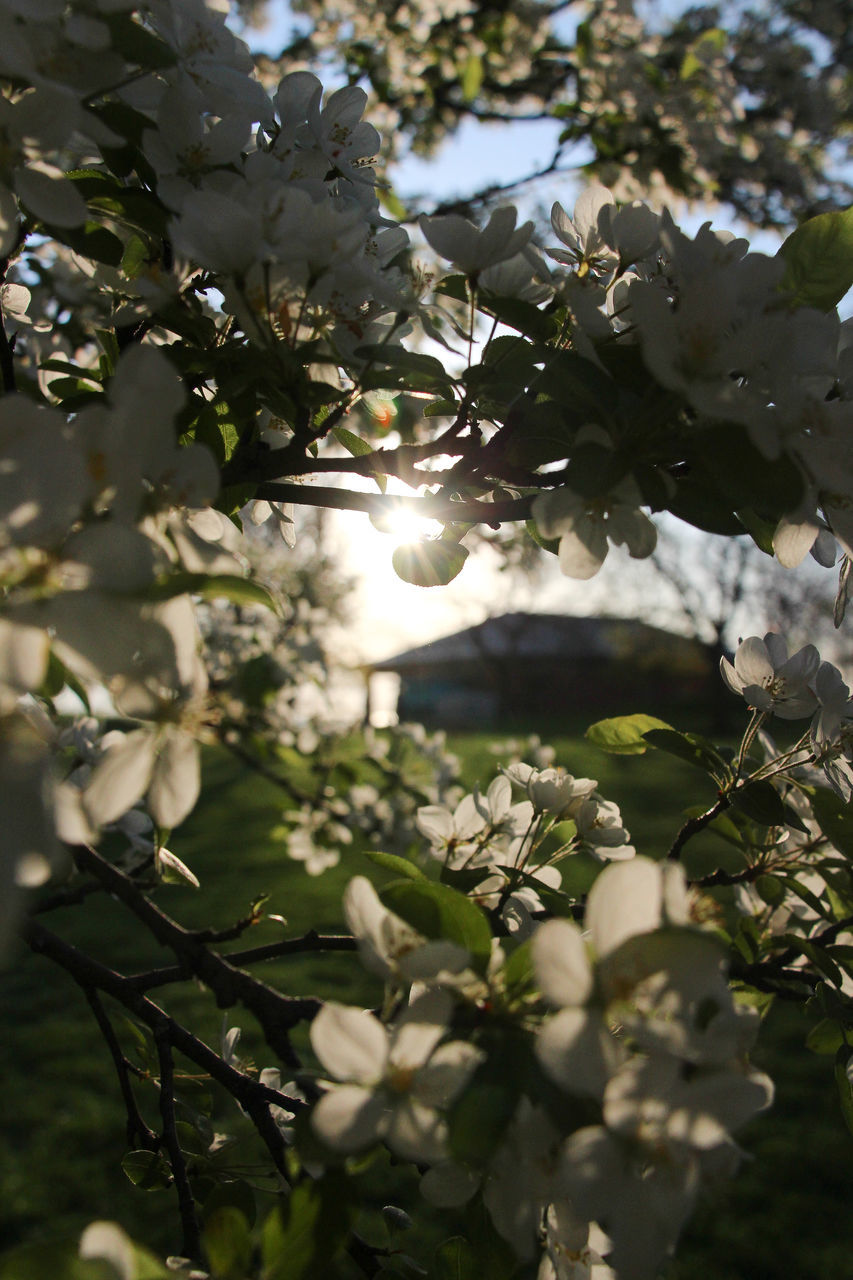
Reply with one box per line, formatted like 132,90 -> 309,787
1,723 -> 852,1277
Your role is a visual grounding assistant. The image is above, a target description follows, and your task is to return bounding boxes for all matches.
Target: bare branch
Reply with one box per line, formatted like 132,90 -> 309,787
155,1029 -> 202,1263
255,482 -> 535,526
72,845 -> 319,1066
81,987 -> 159,1151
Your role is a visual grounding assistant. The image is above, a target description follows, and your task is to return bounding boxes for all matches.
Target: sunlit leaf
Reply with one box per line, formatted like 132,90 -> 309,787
380,878 -> 491,972
392,541 -> 469,587
779,206 -> 853,311
586,713 -> 671,754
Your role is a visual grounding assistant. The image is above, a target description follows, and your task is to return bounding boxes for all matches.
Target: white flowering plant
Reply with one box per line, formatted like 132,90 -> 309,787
4,3 -> 853,1279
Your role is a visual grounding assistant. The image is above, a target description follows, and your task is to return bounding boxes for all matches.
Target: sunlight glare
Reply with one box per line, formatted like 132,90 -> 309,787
370,503 -> 444,547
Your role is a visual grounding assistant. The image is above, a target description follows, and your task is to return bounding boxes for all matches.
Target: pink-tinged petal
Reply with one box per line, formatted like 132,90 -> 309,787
310,1004 -> 387,1083
0,617 -> 49,694
416,805 -> 454,844
82,729 -> 156,827
413,1041 -> 483,1107
389,1019 -> 446,1072
778,643 -> 820,686
773,515 -> 818,568
399,940 -> 470,980
343,875 -> 385,940
535,1008 -> 614,1097
311,1085 -> 387,1152
572,184 -> 615,242
719,656 -> 744,696
148,730 -> 200,830
385,1096 -> 448,1163
586,857 -> 663,957
533,919 -> 594,1007
550,201 -> 578,249
557,523 -> 609,580
733,637 -> 773,686
79,1222 -> 136,1280
762,633 -> 789,668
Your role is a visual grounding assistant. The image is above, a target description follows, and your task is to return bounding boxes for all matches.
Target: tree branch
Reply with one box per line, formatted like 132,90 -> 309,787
129,932 -> 359,994
25,919 -> 295,1179
72,845 -> 319,1067
667,794 -> 731,862
81,986 -> 159,1151
255,482 -> 535,526
155,1029 -> 202,1263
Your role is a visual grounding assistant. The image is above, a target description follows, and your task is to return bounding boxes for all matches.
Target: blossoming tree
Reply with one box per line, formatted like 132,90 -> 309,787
5,2 -> 853,1278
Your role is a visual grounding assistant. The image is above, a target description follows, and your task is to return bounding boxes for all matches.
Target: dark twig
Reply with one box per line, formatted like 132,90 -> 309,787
72,844 -> 315,1064
129,932 -> 359,993
82,986 -> 159,1151
31,878 -> 106,914
667,794 -> 731,862
692,864 -> 766,889
155,1029 -> 202,1263
72,845 -> 318,1067
730,958 -> 821,1001
24,920 -> 299,1180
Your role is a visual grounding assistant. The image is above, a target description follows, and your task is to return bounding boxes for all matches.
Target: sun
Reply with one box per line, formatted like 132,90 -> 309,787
368,501 -> 444,547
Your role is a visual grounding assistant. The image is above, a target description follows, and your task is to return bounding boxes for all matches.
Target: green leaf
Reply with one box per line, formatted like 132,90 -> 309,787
809,786 -> 853,857
333,425 -> 386,492
696,423 -> 804,517
364,851 -> 427,881
479,294 -> 558,341
354,344 -> 454,392
69,174 -> 169,237
142,572 -> 280,613
261,1176 -> 354,1280
121,1149 -> 172,1190
525,518 -> 560,555
534,349 -> 619,424
120,234 -> 150,278
806,1018 -> 846,1055
460,52 -> 483,102
332,426 -> 373,457
392,541 -> 469,587
755,874 -> 785,906
203,1207 -> 252,1280
46,221 -> 124,266
191,400 -> 241,466
666,473 -> 746,535
95,329 -> 119,379
730,780 -> 788,826
431,1236 -> 478,1280
642,727 -> 726,776
585,713 -> 672,754
502,939 -> 534,993
424,399 -> 460,417
102,11 -> 177,68
781,935 -> 843,986
380,878 -> 492,973
779,206 -> 853,311
447,1038 -> 531,1164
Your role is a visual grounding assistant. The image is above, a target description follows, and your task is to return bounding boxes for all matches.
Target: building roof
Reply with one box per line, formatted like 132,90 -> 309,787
371,612 -> 708,673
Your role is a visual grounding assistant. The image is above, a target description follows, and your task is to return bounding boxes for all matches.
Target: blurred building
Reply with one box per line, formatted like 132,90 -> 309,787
366,611 -> 716,728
